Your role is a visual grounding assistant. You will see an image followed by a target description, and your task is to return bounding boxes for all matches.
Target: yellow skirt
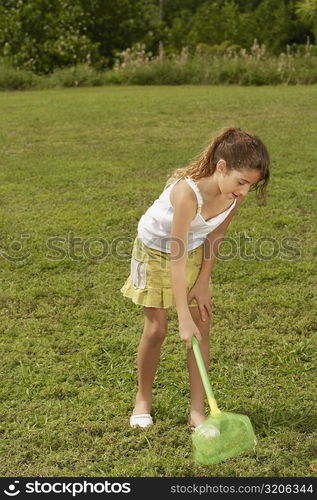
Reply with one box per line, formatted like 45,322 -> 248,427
120,236 -> 208,309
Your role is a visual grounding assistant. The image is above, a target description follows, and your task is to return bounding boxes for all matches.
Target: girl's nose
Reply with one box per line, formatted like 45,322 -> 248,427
241,185 -> 251,196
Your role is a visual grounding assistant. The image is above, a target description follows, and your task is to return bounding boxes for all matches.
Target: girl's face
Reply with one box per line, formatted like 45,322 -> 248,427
218,164 -> 261,200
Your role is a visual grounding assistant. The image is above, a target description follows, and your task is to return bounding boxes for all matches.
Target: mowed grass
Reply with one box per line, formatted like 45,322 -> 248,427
0,85 -> 316,478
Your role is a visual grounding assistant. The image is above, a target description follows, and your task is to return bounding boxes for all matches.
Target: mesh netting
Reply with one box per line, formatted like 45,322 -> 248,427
192,411 -> 257,465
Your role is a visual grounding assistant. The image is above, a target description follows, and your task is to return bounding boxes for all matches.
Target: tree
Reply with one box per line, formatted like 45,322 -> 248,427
187,0 -> 257,50
0,0 -> 99,73
0,0 -> 314,73
295,0 -> 317,41
253,0 -> 295,53
187,1 -> 228,48
78,0 -> 154,65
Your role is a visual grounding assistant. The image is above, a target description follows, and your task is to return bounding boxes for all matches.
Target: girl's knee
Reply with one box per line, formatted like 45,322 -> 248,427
189,307 -> 211,335
151,324 -> 167,338
196,322 -> 210,342
143,307 -> 168,344
144,323 -> 168,344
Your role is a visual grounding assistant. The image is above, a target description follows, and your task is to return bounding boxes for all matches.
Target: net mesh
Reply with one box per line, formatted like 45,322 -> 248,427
192,411 -> 257,465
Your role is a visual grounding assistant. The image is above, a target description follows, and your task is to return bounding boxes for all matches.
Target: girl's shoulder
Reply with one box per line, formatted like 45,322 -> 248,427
169,177 -> 198,211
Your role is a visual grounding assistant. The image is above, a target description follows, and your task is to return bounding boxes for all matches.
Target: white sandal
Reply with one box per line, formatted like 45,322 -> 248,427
130,413 -> 153,428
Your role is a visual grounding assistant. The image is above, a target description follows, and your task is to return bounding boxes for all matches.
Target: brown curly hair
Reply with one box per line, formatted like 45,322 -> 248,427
164,126 -> 270,204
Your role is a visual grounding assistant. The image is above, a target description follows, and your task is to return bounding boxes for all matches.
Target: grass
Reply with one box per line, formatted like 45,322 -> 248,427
0,85 -> 316,477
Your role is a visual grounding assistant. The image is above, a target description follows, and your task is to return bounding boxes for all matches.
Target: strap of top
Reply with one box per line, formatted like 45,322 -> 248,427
184,177 -> 203,215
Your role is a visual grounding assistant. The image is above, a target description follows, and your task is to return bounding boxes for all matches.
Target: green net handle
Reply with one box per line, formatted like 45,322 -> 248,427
192,336 -> 221,416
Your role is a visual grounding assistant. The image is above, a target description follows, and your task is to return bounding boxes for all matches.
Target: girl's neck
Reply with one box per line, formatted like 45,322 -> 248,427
199,174 -> 222,199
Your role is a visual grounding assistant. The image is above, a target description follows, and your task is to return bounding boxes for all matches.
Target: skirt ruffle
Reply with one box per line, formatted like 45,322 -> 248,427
120,280 -> 180,309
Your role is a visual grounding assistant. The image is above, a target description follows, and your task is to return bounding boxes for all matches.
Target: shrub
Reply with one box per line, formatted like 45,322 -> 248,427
1,41 -> 317,90
47,64 -> 105,87
107,41 -> 317,86
0,64 -> 41,90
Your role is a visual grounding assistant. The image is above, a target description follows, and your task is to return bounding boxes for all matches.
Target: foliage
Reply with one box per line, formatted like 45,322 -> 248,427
0,0 -> 99,73
185,0 -> 310,55
296,0 -> 317,22
47,64 -> 105,87
0,60 -> 41,89
187,1 -> 244,49
105,39 -> 317,87
0,0 -> 315,73
296,0 -> 317,41
1,39 -> 317,89
78,0 -> 153,68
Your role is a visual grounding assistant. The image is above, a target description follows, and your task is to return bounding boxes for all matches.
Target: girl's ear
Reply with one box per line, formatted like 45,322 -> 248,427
216,159 -> 227,175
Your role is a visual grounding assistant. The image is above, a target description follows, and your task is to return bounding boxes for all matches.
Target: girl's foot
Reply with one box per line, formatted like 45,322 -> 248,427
132,392 -> 152,416
130,393 -> 153,428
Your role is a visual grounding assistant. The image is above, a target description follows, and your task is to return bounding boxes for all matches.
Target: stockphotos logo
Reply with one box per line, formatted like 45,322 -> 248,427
4,481 -> 20,496
3,480 -> 131,496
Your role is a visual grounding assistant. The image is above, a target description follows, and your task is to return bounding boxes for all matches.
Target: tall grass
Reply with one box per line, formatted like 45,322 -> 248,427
0,40 -> 317,89
0,64 -> 41,90
107,40 -> 317,86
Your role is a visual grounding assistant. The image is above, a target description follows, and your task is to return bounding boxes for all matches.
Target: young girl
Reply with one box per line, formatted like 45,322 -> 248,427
120,127 -> 270,429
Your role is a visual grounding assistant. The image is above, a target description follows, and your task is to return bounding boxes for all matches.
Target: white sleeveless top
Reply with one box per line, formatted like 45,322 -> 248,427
137,177 -> 237,253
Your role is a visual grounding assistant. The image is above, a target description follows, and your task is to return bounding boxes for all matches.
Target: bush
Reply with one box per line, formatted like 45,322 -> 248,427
106,43 -> 317,86
0,64 -> 41,90
47,64 -> 105,88
1,41 -> 317,90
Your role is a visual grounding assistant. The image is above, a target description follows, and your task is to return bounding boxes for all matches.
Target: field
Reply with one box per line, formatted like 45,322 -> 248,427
0,85 -> 316,477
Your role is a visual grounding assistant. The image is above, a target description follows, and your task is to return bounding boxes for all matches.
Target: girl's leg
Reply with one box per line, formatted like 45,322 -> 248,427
133,306 -> 168,415
187,306 -> 211,427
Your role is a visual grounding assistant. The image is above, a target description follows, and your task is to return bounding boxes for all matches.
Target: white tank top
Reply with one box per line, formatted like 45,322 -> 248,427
137,176 -> 237,253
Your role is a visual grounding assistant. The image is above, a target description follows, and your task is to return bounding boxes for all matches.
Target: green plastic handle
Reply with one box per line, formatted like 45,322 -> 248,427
192,336 -> 215,401
192,337 -> 221,416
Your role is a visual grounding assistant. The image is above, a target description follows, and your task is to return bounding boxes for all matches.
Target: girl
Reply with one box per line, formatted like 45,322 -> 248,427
120,127 -> 270,429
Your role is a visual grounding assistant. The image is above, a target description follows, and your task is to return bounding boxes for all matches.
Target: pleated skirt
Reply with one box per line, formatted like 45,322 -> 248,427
120,235 -> 209,309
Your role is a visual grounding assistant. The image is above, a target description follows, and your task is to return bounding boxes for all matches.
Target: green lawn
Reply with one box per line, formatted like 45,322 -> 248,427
0,85 -> 316,477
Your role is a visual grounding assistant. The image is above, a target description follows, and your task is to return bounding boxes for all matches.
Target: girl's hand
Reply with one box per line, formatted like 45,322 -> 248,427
179,317 -> 202,349
187,282 -> 213,322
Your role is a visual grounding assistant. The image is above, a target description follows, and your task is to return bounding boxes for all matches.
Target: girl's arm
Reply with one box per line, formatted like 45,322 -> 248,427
170,180 -> 197,323
187,197 -> 244,322
170,181 -> 202,348
196,196 -> 244,285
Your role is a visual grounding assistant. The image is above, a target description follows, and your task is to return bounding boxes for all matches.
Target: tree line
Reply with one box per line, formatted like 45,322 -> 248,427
0,0 -> 316,74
